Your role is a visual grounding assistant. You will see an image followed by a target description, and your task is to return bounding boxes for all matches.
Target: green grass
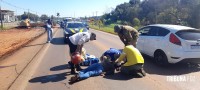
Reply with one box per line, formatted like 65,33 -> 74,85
89,24 -> 116,34
89,24 -> 141,35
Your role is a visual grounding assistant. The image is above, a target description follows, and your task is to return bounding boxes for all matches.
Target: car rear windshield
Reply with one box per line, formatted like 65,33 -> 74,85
176,29 -> 200,40
67,23 -> 84,28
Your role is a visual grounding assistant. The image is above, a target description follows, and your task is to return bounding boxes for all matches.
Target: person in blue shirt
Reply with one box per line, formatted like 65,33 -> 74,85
100,48 -> 122,62
70,56 -> 115,83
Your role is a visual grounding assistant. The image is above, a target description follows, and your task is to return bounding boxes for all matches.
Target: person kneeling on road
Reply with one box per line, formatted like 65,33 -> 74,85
67,32 -> 96,74
70,56 -> 115,83
115,41 -> 146,77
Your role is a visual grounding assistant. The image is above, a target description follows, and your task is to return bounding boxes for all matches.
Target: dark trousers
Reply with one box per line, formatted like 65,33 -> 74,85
67,38 -> 77,54
67,38 -> 82,72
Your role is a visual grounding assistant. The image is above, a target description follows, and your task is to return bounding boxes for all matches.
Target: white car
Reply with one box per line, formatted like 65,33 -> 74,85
137,24 -> 200,65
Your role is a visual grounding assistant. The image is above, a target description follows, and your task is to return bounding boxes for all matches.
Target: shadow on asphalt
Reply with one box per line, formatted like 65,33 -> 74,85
29,72 -> 69,83
51,37 -> 66,45
24,42 -> 46,47
50,64 -> 70,71
143,55 -> 200,75
103,72 -> 141,81
0,64 -> 17,69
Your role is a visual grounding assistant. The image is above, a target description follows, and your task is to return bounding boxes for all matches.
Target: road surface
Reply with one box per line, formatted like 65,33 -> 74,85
8,28 -> 200,90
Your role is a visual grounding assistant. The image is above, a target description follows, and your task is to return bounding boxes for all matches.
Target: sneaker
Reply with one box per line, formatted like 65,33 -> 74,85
138,68 -> 146,77
136,72 -> 144,78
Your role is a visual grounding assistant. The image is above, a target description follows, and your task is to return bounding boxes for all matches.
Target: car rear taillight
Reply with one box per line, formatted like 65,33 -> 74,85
169,33 -> 182,46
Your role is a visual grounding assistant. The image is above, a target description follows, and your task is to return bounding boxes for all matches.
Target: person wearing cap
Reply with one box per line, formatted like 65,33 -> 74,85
114,25 -> 139,47
67,32 -> 96,74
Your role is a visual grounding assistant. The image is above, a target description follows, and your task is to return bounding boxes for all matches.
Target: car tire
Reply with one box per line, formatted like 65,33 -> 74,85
154,50 -> 169,66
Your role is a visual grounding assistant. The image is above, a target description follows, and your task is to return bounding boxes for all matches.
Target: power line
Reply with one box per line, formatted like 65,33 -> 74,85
1,0 -> 41,14
1,0 -> 26,11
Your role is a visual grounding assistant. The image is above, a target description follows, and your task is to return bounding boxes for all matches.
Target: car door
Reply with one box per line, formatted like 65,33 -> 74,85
142,26 -> 158,56
137,27 -> 151,54
146,27 -> 170,57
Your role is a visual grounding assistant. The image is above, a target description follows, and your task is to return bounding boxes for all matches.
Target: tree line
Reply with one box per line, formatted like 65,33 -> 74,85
101,0 -> 200,28
16,12 -> 56,22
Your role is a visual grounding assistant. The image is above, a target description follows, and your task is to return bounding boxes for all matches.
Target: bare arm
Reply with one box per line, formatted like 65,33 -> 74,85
115,54 -> 126,63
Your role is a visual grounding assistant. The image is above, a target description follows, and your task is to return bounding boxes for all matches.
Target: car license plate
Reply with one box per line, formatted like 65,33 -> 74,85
191,45 -> 200,49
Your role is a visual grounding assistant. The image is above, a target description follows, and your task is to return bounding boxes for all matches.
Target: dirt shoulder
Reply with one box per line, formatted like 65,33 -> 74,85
0,27 -> 59,90
0,28 -> 46,60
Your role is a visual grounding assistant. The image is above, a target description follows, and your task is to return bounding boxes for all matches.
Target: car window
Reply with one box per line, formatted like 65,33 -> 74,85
67,23 -> 84,28
138,27 -> 151,36
157,27 -> 170,36
176,29 -> 200,40
147,27 -> 158,36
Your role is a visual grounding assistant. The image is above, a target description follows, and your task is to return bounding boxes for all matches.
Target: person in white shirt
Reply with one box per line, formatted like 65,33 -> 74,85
67,32 -> 96,74
46,19 -> 53,43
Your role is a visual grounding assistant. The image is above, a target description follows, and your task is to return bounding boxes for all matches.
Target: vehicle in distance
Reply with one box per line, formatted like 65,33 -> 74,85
63,21 -> 88,43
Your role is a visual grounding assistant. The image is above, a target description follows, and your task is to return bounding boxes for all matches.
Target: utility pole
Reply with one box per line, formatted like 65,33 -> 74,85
96,11 -> 98,17
96,11 -> 98,20
0,0 -> 3,29
33,12 -> 37,22
28,9 -> 29,19
74,12 -> 75,19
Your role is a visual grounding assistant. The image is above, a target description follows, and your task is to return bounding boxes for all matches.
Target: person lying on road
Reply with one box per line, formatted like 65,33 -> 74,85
69,56 -> 115,83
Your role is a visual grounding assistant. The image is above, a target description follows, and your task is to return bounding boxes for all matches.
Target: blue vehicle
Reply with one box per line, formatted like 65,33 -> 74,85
63,22 -> 88,43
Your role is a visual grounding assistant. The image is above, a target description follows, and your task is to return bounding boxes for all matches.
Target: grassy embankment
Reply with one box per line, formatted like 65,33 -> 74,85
89,24 -> 140,34
89,24 -> 116,34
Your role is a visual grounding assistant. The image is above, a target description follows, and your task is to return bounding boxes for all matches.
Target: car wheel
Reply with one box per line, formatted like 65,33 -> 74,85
154,50 -> 169,66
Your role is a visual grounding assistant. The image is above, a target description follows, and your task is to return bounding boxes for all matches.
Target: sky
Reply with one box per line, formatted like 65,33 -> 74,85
1,0 -> 129,17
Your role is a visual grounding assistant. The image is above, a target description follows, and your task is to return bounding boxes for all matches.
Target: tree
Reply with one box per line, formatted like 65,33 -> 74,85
101,0 -> 200,28
21,12 -> 28,20
19,12 -> 39,21
189,4 -> 200,28
40,14 -> 49,21
132,18 -> 140,26
129,0 -> 140,5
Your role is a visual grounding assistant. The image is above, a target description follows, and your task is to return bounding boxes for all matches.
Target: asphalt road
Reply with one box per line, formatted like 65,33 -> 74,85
22,28 -> 200,90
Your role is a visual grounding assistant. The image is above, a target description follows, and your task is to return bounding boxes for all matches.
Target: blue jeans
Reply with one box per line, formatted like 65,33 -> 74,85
47,28 -> 53,41
78,63 -> 103,79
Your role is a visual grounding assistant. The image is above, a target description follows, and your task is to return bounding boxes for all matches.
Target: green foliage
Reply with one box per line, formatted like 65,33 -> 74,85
19,12 -> 39,21
40,14 -> 49,21
101,0 -> 200,28
132,18 -> 140,26
89,24 -> 115,34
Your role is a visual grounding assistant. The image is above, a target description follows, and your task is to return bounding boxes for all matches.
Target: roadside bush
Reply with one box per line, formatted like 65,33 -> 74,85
132,18 -> 140,26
